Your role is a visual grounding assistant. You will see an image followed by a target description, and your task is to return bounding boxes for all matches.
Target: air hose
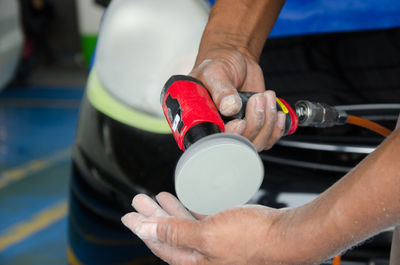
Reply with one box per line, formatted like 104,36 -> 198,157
346,114 -> 392,137
294,100 -> 393,137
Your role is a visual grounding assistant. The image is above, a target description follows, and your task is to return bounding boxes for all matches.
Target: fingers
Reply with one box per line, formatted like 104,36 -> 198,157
156,192 -> 195,220
132,194 -> 168,218
242,93 -> 266,141
220,91 -> 285,151
263,111 -> 286,150
133,192 -> 195,220
121,213 -> 204,265
191,59 -> 243,116
250,90 -> 277,151
225,119 -> 246,135
122,212 -> 157,240
238,90 -> 284,151
190,55 -> 284,151
156,218 -> 206,252
122,213 -> 204,250
123,194 -> 205,263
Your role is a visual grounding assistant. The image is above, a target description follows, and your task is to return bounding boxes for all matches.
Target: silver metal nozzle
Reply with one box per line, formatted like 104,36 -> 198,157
295,100 -> 347,127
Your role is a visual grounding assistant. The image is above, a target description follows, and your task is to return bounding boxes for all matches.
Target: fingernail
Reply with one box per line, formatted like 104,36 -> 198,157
220,94 -> 241,116
136,222 -> 158,241
131,195 -> 140,207
277,112 -> 286,130
121,215 -> 128,225
155,192 -> 162,202
265,91 -> 277,112
121,213 -> 133,226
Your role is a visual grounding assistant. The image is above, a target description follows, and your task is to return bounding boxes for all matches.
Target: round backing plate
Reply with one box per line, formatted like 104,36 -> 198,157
175,133 -> 264,215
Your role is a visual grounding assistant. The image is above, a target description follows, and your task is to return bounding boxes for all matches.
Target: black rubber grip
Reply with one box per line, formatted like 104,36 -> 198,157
221,92 -> 292,136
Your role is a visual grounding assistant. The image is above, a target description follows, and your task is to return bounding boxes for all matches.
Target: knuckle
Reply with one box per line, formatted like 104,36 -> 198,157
165,224 -> 180,246
157,222 -> 176,245
201,61 -> 230,84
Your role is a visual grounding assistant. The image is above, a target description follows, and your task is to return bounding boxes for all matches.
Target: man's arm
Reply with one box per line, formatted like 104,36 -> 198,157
121,127 -> 400,265
195,0 -> 286,64
190,0 -> 287,151
278,127 -> 400,263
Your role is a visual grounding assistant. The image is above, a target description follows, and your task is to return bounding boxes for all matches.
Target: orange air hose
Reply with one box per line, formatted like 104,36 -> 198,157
332,254 -> 341,265
346,114 -> 392,137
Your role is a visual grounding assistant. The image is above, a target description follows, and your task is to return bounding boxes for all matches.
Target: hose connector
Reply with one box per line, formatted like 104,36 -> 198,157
295,100 -> 347,127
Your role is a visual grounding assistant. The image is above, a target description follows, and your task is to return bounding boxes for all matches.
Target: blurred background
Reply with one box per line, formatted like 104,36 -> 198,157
0,0 -> 103,264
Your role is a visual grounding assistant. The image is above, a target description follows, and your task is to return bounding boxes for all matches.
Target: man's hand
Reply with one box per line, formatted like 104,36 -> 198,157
187,0 -> 286,151
121,192 -> 303,265
190,48 -> 286,151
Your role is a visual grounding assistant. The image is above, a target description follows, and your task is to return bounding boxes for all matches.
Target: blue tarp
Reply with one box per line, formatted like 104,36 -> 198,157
207,0 -> 400,37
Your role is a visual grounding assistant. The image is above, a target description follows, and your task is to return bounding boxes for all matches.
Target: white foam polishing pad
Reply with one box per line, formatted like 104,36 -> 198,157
175,133 -> 264,215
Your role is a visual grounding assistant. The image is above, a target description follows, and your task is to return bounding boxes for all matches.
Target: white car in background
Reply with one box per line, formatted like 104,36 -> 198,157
0,0 -> 23,89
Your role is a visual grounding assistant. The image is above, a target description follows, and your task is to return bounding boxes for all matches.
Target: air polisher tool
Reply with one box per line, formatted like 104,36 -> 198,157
160,75 -> 298,215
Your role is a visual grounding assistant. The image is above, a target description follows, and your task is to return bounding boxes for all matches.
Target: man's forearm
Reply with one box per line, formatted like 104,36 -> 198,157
281,128 -> 400,263
195,0 -> 286,65
329,128 -> 400,248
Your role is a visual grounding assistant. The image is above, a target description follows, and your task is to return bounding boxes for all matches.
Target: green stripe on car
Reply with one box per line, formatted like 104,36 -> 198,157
87,70 -> 171,134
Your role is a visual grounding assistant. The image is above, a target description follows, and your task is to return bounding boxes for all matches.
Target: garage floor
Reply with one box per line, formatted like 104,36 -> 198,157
0,66 -> 86,265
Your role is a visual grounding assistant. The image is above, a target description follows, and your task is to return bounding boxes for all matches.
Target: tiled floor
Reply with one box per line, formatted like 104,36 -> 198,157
0,68 -> 85,264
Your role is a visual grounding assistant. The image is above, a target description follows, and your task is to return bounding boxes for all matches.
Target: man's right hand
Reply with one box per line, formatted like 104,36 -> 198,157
187,0 -> 287,151
190,48 -> 286,151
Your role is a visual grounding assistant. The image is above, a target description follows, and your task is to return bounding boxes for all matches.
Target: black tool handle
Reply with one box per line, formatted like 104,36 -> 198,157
220,92 -> 295,136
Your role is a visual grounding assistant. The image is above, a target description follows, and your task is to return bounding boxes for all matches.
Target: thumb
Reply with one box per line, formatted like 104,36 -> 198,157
156,218 -> 204,249
122,213 -> 203,249
191,60 -> 242,116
